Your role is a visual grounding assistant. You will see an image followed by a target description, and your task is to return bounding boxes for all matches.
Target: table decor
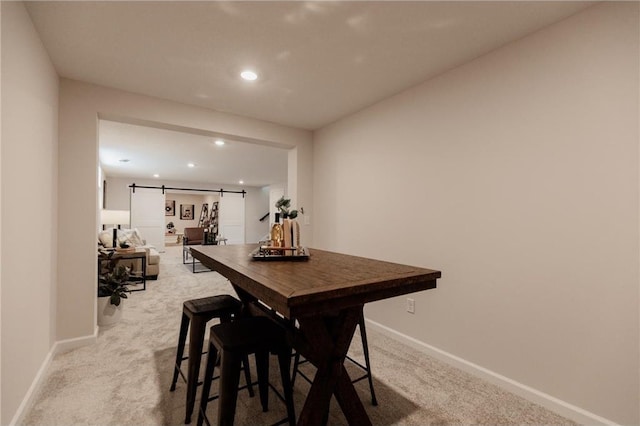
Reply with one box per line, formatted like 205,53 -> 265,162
270,212 -> 284,246
251,245 -> 309,261
116,246 -> 135,253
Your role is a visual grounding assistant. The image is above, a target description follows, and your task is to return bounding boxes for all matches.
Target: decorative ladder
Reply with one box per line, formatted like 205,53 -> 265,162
209,202 -> 219,238
198,203 -> 209,227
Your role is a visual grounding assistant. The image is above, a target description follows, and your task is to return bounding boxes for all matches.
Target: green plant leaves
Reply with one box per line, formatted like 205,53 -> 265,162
275,196 -> 299,219
98,252 -> 131,306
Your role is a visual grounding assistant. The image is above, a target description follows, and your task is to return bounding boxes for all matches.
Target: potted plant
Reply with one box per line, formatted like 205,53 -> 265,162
275,196 -> 299,219
97,249 -> 130,326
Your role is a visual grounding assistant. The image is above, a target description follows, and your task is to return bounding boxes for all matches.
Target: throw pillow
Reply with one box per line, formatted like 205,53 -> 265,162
116,228 -> 145,247
98,229 -> 115,248
132,228 -> 146,246
116,230 -> 129,247
129,228 -> 146,246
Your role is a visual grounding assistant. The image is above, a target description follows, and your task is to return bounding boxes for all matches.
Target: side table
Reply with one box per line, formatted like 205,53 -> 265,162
98,249 -> 147,292
165,232 -> 184,246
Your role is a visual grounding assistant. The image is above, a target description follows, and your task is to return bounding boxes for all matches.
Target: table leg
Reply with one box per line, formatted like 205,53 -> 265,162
229,285 -> 373,425
141,255 -> 146,291
296,307 -> 371,426
232,286 -> 258,316
126,255 -> 146,292
333,364 -> 371,425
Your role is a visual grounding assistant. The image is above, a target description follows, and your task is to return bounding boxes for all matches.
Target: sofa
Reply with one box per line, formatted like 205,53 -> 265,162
98,228 -> 160,279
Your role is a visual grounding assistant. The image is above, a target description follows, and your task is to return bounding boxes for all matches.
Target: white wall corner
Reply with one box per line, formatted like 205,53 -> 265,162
7,348 -> 54,426
8,331 -> 97,426
54,328 -> 98,355
364,318 -> 619,426
0,3 -> 3,421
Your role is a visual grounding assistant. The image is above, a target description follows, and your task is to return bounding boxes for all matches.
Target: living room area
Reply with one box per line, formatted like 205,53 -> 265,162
96,116 -> 291,290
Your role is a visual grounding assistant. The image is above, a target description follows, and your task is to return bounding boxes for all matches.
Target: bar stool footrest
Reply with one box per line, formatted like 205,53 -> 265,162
207,380 -> 260,403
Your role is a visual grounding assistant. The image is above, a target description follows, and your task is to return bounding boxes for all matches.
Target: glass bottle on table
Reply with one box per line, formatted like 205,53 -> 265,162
270,212 -> 283,248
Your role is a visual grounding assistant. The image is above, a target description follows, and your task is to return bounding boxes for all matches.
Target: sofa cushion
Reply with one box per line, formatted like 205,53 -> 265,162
147,248 -> 160,265
98,229 -> 116,248
99,228 -> 146,248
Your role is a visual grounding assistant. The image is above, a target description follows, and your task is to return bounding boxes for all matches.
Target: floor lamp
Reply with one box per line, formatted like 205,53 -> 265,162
101,209 -> 130,248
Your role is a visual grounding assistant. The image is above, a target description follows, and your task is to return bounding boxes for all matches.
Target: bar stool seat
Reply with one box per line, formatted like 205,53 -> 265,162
170,295 -> 253,424
198,316 -> 296,426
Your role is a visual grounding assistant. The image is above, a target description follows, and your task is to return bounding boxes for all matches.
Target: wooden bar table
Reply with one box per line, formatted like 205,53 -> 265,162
190,244 -> 441,426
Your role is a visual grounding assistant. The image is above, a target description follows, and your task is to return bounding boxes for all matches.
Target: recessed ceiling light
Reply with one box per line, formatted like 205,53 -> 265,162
240,70 -> 258,81
215,140 -> 225,146
119,159 -> 130,163
187,163 -> 195,168
153,174 -> 160,178
239,180 -> 244,185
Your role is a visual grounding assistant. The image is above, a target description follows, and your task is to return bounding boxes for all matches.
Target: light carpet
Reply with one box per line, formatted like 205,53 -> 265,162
22,246 -> 575,425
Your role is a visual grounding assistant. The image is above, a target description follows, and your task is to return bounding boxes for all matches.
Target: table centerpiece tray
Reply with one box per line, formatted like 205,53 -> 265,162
251,246 -> 309,261
115,246 -> 136,254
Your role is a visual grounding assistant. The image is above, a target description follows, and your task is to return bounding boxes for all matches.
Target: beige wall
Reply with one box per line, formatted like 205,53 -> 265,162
0,2 -> 3,421
58,80 -> 313,341
313,3 -> 639,424
1,3 -> 4,422
0,2 -> 59,424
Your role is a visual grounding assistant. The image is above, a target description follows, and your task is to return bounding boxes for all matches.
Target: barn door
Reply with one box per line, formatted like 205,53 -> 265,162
130,187 -> 165,252
218,193 -> 245,244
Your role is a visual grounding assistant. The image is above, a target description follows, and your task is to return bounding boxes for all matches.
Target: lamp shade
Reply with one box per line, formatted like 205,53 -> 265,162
101,209 -> 130,226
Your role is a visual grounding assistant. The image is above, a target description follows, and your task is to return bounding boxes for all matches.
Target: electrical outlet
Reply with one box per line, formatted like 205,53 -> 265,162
406,298 -> 415,314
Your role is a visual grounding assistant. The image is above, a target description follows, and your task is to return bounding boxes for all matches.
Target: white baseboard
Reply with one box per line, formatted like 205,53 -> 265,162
365,318 -> 617,426
8,345 -> 55,426
9,329 -> 98,426
54,327 -> 98,355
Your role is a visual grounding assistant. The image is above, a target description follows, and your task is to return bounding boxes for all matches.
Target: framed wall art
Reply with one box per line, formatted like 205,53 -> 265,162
165,200 -> 175,216
180,204 -> 194,220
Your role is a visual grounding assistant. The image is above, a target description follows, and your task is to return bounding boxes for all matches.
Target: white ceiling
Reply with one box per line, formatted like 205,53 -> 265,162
99,120 -> 288,187
25,1 -> 594,187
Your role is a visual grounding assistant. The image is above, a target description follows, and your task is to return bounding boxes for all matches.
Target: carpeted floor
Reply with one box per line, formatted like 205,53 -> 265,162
22,246 -> 575,425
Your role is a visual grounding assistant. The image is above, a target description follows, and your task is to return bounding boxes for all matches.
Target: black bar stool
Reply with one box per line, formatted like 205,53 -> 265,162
291,307 -> 378,406
197,316 -> 296,426
170,295 -> 254,424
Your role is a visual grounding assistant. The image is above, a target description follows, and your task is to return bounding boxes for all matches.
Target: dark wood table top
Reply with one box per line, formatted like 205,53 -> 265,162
190,244 -> 441,318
